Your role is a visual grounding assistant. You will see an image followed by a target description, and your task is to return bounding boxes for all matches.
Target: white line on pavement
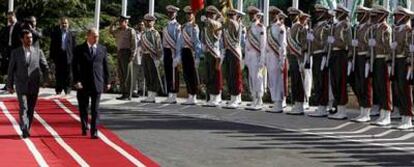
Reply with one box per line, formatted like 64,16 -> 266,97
0,102 -> 49,167
53,99 -> 146,167
33,111 -> 89,166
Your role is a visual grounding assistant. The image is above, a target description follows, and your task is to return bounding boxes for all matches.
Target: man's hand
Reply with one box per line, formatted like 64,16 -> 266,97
105,84 -> 111,92
74,82 -> 83,90
8,87 -> 14,94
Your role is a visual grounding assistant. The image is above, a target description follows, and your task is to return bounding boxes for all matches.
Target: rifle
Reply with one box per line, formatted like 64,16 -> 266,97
369,26 -> 375,72
410,31 -> 414,80
304,20 -> 312,69
351,23 -> 358,73
325,21 -> 335,69
391,25 -> 396,77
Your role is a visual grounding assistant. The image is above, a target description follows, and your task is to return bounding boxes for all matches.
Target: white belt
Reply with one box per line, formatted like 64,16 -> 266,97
358,51 -> 368,55
333,47 -> 345,51
376,54 -> 387,58
313,50 -> 325,54
396,54 -> 405,58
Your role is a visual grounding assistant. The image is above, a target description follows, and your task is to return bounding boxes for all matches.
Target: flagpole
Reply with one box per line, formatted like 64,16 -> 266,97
237,0 -> 243,11
94,0 -> 101,30
263,0 -> 269,27
8,0 -> 14,11
122,0 -> 127,16
293,0 -> 299,9
149,0 -> 155,16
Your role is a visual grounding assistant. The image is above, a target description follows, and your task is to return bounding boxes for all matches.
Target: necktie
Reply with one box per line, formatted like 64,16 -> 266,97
90,46 -> 94,56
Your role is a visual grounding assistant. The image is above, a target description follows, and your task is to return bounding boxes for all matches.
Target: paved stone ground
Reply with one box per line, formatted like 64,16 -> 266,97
1,87 -> 414,167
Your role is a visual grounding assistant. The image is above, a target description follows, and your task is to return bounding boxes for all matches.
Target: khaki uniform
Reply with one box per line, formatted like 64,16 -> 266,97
370,22 -> 392,111
310,20 -> 330,106
329,19 -> 351,106
392,24 -> 413,116
203,18 -> 223,95
110,26 -> 137,96
287,21 -> 306,103
223,19 -> 244,95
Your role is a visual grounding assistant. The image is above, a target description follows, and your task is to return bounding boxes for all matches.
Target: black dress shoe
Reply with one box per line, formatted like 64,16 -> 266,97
90,130 -> 98,139
22,130 -> 30,138
132,93 -> 139,98
116,95 -> 131,100
82,129 -> 87,136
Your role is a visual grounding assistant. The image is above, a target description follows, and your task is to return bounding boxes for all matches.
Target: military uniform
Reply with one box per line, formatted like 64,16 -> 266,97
369,6 -> 393,126
307,4 -> 331,117
266,8 -> 287,113
162,5 -> 181,104
223,9 -> 245,109
176,6 -> 202,105
110,15 -> 137,100
245,6 -> 267,110
285,7 -> 307,114
390,6 -> 414,129
141,14 -> 163,103
203,6 -> 223,107
351,6 -> 374,123
328,5 -> 352,120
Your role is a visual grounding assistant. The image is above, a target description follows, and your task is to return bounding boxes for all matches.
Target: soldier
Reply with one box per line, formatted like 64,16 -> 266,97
368,5 -> 393,126
203,5 -> 223,107
110,15 -> 137,100
244,6 -> 266,111
389,6 -> 414,129
161,5 -> 181,104
351,6 -> 374,123
222,9 -> 245,109
307,4 -> 331,117
265,6 -> 287,113
140,14 -> 163,103
175,6 -> 202,105
327,5 -> 352,120
284,7 -> 307,115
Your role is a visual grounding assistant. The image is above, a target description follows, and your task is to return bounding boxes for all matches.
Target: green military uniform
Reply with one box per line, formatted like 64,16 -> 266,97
141,27 -> 163,94
110,16 -> 137,99
370,6 -> 392,112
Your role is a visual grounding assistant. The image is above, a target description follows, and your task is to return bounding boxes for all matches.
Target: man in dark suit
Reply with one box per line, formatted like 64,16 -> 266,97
73,28 -> 110,139
50,17 -> 76,95
1,11 -> 22,89
7,29 -> 49,138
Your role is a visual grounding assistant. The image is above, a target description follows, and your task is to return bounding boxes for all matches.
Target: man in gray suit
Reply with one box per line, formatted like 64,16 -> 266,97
7,29 -> 49,138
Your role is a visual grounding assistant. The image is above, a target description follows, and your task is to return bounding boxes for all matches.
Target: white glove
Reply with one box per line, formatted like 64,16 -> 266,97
155,60 -> 160,67
306,33 -> 315,41
173,58 -> 179,67
320,56 -> 326,71
406,69 -> 412,80
200,15 -> 207,22
195,58 -> 200,68
351,39 -> 359,47
75,82 -> 83,90
391,42 -> 398,50
368,39 -> 376,47
327,36 -> 335,44
387,65 -> 392,76
347,61 -> 352,76
365,62 -> 370,78
410,44 -> 414,53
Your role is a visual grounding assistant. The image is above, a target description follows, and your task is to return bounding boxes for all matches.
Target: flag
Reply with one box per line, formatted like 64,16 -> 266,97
220,0 -> 234,15
191,0 -> 205,13
317,0 -> 337,9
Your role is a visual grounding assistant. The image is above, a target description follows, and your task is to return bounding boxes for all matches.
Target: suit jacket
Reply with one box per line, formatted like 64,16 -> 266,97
1,22 -> 23,51
73,42 -> 109,93
49,26 -> 76,64
7,46 -> 49,94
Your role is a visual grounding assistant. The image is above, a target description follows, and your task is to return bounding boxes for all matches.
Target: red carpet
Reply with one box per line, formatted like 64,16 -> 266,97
0,98 -> 158,167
